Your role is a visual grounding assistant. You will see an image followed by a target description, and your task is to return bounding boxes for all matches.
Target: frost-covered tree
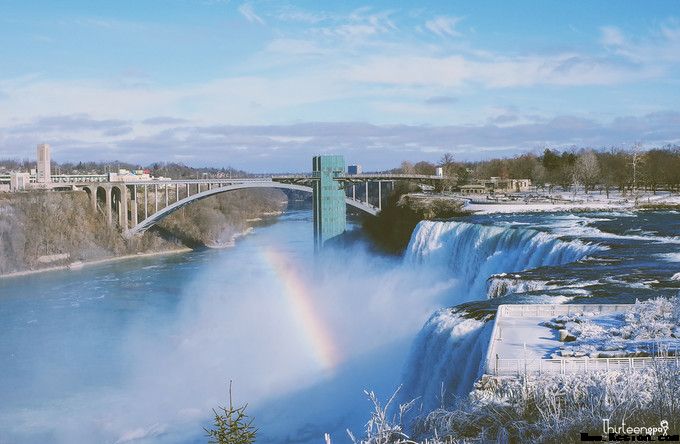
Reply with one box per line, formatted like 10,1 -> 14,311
348,387 -> 418,444
574,149 -> 600,193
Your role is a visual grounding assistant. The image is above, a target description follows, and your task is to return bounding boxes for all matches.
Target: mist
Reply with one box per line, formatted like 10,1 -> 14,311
0,216 -> 456,444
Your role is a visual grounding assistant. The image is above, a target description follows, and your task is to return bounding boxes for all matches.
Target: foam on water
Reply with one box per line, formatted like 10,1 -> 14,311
545,214 -> 680,244
658,252 -> 680,262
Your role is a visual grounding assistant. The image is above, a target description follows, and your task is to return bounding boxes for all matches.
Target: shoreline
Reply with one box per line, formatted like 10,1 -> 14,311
464,202 -> 680,215
0,247 -> 194,280
0,210 -> 283,280
457,192 -> 680,215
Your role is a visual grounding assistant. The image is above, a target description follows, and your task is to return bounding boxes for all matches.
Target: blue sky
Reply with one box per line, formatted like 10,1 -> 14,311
1,0 -> 679,171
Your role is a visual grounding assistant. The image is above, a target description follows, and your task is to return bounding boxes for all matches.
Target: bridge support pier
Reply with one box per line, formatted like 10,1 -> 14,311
313,155 -> 346,251
87,186 -> 97,211
131,185 -> 138,227
117,185 -> 128,229
104,186 -> 113,226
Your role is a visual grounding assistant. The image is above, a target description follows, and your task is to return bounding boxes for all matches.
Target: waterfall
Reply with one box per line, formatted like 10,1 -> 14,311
486,274 -> 551,298
401,220 -> 602,413
401,309 -> 493,413
405,220 -> 601,301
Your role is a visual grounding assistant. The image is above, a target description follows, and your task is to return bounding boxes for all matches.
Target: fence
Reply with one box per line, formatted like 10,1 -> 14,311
483,304 -> 679,376
491,355 -> 679,376
497,304 -> 634,319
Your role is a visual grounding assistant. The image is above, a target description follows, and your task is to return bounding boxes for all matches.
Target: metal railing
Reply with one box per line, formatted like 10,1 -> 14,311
491,356 -> 679,376
497,304 -> 634,318
338,173 -> 444,180
483,304 -> 659,376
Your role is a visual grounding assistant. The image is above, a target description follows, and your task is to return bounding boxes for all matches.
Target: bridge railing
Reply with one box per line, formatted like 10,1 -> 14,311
339,173 -> 444,180
112,178 -> 277,185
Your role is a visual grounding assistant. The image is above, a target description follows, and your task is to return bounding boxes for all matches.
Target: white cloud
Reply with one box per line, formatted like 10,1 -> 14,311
238,3 -> 264,25
0,72 -> 350,127
610,20 -> 680,64
310,8 -> 397,40
1,9 -> 679,164
425,16 -> 462,38
265,39 -> 324,56
3,113 -> 679,170
276,7 -> 329,24
346,53 -> 656,89
600,26 -> 625,46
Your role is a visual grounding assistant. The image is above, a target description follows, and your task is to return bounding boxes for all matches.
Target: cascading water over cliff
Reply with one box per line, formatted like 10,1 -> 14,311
405,220 -> 601,300
401,220 -> 602,412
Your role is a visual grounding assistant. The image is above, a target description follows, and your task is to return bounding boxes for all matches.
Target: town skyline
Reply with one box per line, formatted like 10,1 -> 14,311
1,0 -> 679,171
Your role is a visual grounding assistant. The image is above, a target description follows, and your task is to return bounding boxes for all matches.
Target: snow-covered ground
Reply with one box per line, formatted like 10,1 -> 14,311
457,190 -> 680,214
491,313 -> 565,361
488,298 -> 680,369
544,297 -> 680,358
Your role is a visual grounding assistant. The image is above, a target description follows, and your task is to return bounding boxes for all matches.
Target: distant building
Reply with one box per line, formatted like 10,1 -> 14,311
510,179 -> 532,191
347,164 -> 362,175
477,177 -> 532,192
108,169 -> 151,182
459,178 -> 532,194
459,184 -> 487,194
435,167 -> 444,177
10,172 -> 30,191
36,143 -> 51,183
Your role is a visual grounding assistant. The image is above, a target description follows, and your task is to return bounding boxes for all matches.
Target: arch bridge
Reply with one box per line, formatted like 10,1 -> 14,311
78,156 -> 443,249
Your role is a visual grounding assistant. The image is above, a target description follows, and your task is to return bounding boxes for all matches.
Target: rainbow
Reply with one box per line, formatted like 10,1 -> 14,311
262,247 -> 341,372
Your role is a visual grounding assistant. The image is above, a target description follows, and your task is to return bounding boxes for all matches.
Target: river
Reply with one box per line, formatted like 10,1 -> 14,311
0,208 -> 679,443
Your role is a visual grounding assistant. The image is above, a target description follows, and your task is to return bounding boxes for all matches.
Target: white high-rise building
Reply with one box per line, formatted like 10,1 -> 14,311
37,143 -> 51,183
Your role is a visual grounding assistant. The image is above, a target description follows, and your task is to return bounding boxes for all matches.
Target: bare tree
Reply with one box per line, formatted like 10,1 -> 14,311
630,143 -> 645,204
573,149 -> 600,194
400,161 -> 415,174
438,153 -> 459,191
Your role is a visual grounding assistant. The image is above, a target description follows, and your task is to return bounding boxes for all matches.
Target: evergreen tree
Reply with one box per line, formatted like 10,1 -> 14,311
205,382 -> 257,444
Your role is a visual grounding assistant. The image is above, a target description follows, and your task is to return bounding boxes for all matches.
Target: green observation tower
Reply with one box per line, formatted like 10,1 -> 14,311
312,155 -> 346,251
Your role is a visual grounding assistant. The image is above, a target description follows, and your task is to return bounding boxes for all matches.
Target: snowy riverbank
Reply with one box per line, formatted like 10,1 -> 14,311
460,190 -> 680,214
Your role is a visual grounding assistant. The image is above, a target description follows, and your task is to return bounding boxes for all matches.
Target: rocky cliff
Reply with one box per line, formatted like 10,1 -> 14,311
0,188 -> 287,275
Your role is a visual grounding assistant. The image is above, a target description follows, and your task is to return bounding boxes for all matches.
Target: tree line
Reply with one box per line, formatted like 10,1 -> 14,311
0,160 -> 247,179
4,144 -> 680,194
395,144 -> 680,194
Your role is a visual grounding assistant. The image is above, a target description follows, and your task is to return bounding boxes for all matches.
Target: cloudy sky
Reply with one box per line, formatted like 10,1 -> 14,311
1,0 -> 679,171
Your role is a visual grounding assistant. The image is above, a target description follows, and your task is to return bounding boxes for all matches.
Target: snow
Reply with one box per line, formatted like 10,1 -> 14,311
459,190 -> 680,215
489,298 -> 680,366
544,297 -> 680,358
493,314 -> 564,360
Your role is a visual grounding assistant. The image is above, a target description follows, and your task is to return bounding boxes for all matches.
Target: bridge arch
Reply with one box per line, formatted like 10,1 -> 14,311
124,181 -> 378,237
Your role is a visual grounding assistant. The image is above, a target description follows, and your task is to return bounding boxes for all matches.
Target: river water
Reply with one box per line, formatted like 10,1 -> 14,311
0,208 -> 678,443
